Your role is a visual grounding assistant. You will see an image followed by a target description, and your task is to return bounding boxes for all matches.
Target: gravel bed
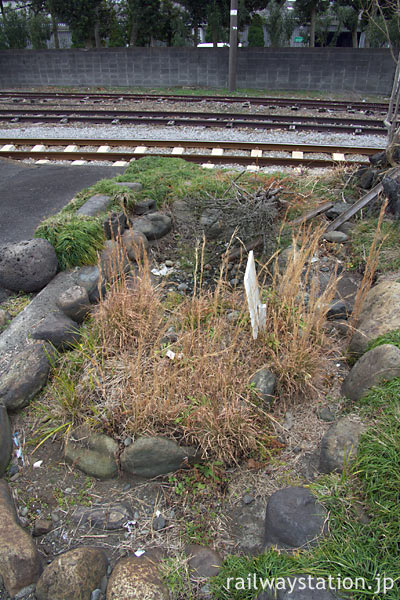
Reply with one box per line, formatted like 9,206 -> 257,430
0,122 -> 386,149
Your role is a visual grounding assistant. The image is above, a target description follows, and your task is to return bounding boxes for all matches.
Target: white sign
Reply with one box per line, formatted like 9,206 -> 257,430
244,251 -> 266,340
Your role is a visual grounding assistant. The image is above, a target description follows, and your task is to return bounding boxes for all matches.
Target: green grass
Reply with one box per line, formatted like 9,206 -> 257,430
366,329 -> 400,353
351,218 -> 400,273
35,214 -> 105,271
0,292 -> 32,317
211,378 -> 400,599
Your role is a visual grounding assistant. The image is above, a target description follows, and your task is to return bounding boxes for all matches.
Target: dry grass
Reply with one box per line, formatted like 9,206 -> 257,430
43,225 -> 341,465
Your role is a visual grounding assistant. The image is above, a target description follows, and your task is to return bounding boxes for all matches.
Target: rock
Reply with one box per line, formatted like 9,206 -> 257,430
325,203 -> 349,220
64,427 -> 118,479
199,209 -> 225,240
264,487 -> 327,550
250,367 -> 276,403
106,554 -> 169,600
185,544 -> 223,579
71,503 -> 131,530
76,266 -> 101,299
337,222 -> 354,235
369,150 -> 388,168
0,343 -> 50,411
349,281 -> 400,356
0,239 -> 58,293
133,198 -> 157,215
357,167 -> 376,190
76,194 -> 111,217
382,175 -> 400,217
131,212 -> 172,241
319,415 -> 365,474
121,436 -> 198,478
0,403 -> 12,476
327,300 -> 351,320
99,240 -> 130,283
171,199 -> 195,223
323,231 -> 348,243
35,546 -> 108,600
56,285 -> 90,323
152,515 -> 166,531
91,589 -> 102,600
122,230 -> 149,262
114,181 -> 143,192
0,480 -> 42,597
33,519 -> 52,537
257,575 -> 344,599
243,493 -> 254,505
342,344 -> 400,402
103,212 -> 127,240
227,497 -> 266,555
31,313 -> 80,350
317,404 -> 336,422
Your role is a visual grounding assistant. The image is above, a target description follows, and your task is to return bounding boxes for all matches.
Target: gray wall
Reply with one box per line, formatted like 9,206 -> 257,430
0,47 -> 395,94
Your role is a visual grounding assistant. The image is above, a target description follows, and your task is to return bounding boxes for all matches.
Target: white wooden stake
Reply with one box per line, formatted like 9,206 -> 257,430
244,250 -> 266,339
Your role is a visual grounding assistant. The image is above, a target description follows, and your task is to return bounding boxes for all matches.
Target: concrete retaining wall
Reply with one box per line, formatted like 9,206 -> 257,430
0,47 -> 394,94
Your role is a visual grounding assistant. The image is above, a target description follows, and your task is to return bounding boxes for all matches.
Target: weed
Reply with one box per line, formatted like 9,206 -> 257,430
366,329 -> 400,352
351,217 -> 400,273
160,555 -> 194,600
0,292 -> 32,317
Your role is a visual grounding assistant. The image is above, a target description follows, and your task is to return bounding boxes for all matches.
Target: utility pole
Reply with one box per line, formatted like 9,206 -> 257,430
228,0 -> 238,92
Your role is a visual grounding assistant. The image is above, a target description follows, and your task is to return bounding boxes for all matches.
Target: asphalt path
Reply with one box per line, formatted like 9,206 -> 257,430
0,159 -> 126,244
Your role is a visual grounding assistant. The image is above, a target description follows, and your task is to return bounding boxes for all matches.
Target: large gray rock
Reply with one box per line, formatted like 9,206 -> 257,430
0,403 -> 12,476
35,546 -> 108,600
258,575 -> 344,599
99,240 -> 130,282
56,285 -> 90,323
103,212 -> 127,240
0,239 -> 58,293
133,197 -> 156,215
122,230 -> 149,262
342,344 -> 400,401
121,436 -> 198,478
0,343 -> 50,411
250,367 -> 276,404
76,194 -> 111,217
106,555 -> 169,600
131,212 -> 172,240
349,281 -> 400,356
264,487 -> 327,550
114,181 -> 143,192
185,544 -> 223,580
31,313 -> 80,350
323,231 -> 348,243
319,415 -> 365,474
64,427 -> 118,479
0,480 -> 42,597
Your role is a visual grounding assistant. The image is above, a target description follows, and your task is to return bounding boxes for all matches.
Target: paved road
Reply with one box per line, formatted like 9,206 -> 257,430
0,159 -> 126,244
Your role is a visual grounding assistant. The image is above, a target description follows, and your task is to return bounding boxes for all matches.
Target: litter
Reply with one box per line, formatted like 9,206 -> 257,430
12,432 -> 25,466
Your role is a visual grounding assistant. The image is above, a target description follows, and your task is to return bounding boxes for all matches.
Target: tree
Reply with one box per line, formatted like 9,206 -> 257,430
294,0 -> 330,47
266,0 -> 296,47
0,7 -> 28,48
247,13 -> 264,46
334,0 -> 362,47
28,10 -> 51,48
51,0 -> 107,47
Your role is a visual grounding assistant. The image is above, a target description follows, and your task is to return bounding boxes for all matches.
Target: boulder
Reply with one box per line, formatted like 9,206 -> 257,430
71,503 -> 131,530
319,415 -> 365,474
0,343 -> 50,411
185,544 -> 223,579
357,167 -> 376,190
106,555 -> 169,600
326,300 -> 351,320
342,344 -> 400,401
382,176 -> 400,218
0,239 -> 58,293
64,428 -> 118,479
250,367 -> 276,404
114,182 -> 143,192
31,313 -> 80,350
349,281 -> 400,356
133,198 -> 157,215
76,194 -> 111,217
264,487 -> 327,550
0,480 -> 42,597
99,240 -> 130,283
56,285 -> 90,323
33,519 -> 52,537
323,231 -> 348,243
103,212 -> 127,240
131,212 -> 172,241
35,546 -> 108,600
325,203 -> 349,220
121,436 -> 198,478
0,403 -> 12,476
122,230 -> 149,262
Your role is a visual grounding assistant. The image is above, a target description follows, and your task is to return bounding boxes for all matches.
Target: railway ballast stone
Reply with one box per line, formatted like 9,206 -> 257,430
64,426 -> 118,479
56,285 -> 90,323
0,480 -> 42,597
0,238 -> 58,293
264,487 -> 327,551
0,343 -> 50,411
121,436 -> 198,478
349,281 -> 400,356
31,313 -> 80,350
0,403 -> 12,476
76,194 -> 111,217
342,344 -> 400,402
131,212 -> 172,240
35,546 -> 108,600
319,415 -> 365,474
106,554 -> 169,600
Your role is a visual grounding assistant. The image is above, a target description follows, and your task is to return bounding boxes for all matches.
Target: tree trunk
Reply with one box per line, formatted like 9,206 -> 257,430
193,25 -> 199,46
0,0 -> 6,21
129,21 -> 138,46
310,6 -> 316,47
94,7 -> 101,48
212,24 -> 218,48
352,28 -> 358,48
47,0 -> 59,49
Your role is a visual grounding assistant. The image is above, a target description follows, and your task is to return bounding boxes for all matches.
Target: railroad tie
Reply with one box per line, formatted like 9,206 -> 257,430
202,163 -> 215,169
333,153 -> 345,162
250,149 -> 262,158
64,145 -> 78,152
211,148 -> 224,156
0,144 -> 16,151
97,145 -> 111,153
32,144 -> 46,152
134,146 -> 147,154
292,151 -> 304,159
113,160 -> 129,166
171,147 -> 185,155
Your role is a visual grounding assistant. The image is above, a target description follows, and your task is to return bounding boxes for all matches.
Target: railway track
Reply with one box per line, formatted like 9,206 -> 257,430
0,138 -> 382,168
0,90 -> 388,112
0,107 -> 388,135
